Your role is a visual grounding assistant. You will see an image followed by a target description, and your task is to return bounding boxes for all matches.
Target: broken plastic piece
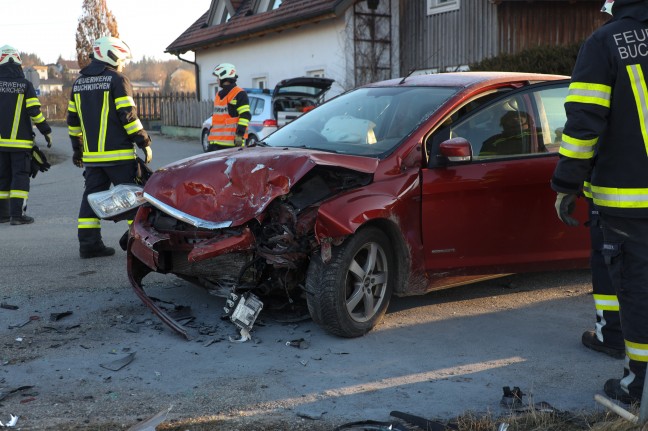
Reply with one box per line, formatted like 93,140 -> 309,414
229,328 -> 251,343
126,405 -> 172,431
100,352 -> 136,371
8,315 -> 39,329
389,411 -> 457,431
0,414 -> 19,427
0,302 -> 18,310
335,420 -> 409,430
286,338 -> 310,349
224,292 -> 263,332
50,311 -> 73,321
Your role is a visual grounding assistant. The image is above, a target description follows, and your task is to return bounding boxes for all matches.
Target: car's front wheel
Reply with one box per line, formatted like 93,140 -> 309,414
201,129 -> 210,152
306,226 -> 394,338
247,134 -> 259,147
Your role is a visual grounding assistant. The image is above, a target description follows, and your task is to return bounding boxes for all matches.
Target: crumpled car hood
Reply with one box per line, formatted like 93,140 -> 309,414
144,147 -> 379,227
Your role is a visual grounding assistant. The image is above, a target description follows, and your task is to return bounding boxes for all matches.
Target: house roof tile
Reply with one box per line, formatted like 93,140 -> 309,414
166,0 -> 352,54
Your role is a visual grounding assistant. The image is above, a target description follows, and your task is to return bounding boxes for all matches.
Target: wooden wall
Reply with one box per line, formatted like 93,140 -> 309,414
399,0 -> 607,76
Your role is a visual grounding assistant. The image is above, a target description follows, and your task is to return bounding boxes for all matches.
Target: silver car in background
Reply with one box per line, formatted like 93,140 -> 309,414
201,77 -> 334,152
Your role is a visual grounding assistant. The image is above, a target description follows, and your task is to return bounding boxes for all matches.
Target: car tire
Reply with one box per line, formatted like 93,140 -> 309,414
247,135 -> 259,147
201,129 -> 210,152
305,226 -> 394,338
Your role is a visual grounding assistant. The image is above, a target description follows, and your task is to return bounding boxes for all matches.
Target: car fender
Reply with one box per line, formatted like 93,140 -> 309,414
314,172 -> 425,278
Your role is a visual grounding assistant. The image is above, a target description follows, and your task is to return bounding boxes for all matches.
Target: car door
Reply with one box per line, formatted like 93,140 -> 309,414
420,81 -> 590,275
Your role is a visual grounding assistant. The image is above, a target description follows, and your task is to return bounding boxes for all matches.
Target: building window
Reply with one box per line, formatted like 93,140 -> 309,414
256,0 -> 282,13
306,69 -> 325,78
210,1 -> 231,25
252,76 -> 267,89
427,0 -> 460,15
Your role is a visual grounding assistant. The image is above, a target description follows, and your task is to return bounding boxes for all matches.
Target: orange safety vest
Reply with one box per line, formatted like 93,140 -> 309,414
208,86 -> 248,146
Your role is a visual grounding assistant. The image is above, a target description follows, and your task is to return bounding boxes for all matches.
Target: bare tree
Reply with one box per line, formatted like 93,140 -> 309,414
75,0 -> 120,68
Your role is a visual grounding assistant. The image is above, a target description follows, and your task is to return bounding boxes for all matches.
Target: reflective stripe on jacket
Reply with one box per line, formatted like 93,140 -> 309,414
209,86 -> 249,146
0,68 -> 50,151
67,60 -> 150,166
552,11 -> 648,217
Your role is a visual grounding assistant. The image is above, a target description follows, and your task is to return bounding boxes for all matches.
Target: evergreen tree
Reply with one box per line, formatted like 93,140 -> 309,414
75,0 -> 120,68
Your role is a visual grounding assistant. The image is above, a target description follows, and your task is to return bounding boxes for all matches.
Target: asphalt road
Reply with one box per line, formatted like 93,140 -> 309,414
0,126 -> 622,429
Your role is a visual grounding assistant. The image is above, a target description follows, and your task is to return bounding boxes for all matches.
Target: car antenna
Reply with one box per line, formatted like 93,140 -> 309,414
399,47 -> 443,85
398,69 -> 417,85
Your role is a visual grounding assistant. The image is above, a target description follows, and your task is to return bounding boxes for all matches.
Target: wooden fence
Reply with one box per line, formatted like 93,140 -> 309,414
134,92 -> 212,128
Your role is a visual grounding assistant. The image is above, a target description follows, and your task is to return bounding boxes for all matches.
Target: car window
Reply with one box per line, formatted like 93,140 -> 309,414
254,97 -> 266,116
249,97 -> 258,116
448,83 -> 569,159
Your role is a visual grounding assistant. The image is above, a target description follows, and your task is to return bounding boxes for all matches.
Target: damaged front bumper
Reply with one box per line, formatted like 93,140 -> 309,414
126,206 -> 257,339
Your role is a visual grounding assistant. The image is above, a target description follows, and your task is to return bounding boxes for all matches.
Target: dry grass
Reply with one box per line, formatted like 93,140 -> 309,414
39,402 -> 648,431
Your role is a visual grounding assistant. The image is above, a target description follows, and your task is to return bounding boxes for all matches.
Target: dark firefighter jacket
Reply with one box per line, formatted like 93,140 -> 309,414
67,59 -> 150,166
0,63 -> 51,151
551,0 -> 648,218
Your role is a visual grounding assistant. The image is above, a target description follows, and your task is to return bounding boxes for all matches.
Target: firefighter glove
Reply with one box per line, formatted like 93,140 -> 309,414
143,146 -> 153,164
73,149 -> 83,168
234,135 -> 244,147
30,145 -> 50,178
554,192 -> 579,227
44,133 -> 52,148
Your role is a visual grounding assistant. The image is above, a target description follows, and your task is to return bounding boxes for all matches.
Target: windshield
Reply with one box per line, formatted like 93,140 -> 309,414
264,86 -> 459,157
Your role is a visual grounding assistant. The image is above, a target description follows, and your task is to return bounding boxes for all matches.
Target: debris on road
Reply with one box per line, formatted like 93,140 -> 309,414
500,386 -> 525,408
295,409 -> 327,420
390,410 -> 457,430
0,303 -> 18,310
49,311 -> 72,321
0,386 -> 34,402
286,338 -> 310,349
100,352 -> 136,371
126,405 -> 173,431
0,414 -> 18,427
224,292 -> 264,332
8,315 -> 39,329
334,419 -> 410,430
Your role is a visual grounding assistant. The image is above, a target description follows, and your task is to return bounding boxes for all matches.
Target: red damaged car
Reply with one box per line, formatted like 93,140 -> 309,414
91,72 -> 590,339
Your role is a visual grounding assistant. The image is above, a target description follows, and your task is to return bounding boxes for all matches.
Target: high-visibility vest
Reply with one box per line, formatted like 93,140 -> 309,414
209,86 -> 248,146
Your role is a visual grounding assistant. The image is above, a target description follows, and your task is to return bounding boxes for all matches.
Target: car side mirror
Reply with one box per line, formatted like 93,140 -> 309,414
438,137 -> 473,164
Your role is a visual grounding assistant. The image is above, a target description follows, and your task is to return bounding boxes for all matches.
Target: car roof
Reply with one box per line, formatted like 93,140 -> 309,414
364,71 -> 569,90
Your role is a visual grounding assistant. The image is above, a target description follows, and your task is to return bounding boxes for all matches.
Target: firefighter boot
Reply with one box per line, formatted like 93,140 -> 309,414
604,379 -> 641,405
0,199 -> 8,223
80,242 -> 115,259
79,239 -> 115,259
10,215 -> 34,225
582,330 -> 625,359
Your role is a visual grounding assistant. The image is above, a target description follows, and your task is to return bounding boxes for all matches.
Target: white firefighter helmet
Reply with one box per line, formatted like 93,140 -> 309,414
213,63 -> 237,80
0,45 -> 22,65
92,36 -> 132,67
601,0 -> 614,14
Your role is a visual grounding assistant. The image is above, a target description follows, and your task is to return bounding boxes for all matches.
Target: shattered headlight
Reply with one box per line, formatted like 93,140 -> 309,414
87,184 -> 145,218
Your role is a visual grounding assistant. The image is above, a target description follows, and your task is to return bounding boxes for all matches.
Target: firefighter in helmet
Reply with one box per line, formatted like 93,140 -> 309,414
67,36 -> 152,259
0,45 -> 52,225
552,0 -> 648,404
207,63 -> 251,150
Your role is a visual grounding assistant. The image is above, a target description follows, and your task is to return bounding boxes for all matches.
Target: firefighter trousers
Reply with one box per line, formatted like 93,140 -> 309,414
78,162 -> 136,249
0,150 -> 31,217
589,201 -> 623,349
600,213 -> 648,399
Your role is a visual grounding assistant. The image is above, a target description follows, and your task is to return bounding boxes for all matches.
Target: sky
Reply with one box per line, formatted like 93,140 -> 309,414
0,0 -> 211,64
